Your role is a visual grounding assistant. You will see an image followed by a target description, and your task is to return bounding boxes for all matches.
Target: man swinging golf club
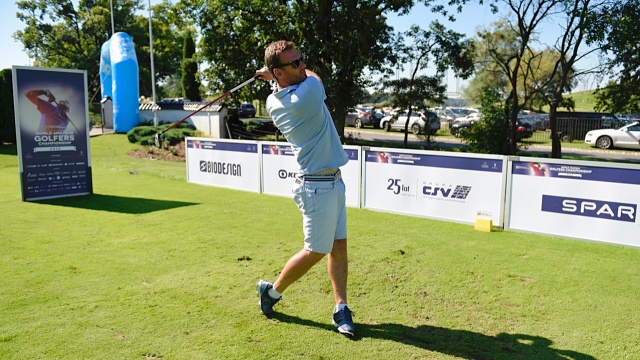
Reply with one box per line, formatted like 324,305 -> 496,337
26,89 -> 74,132
254,40 -> 355,336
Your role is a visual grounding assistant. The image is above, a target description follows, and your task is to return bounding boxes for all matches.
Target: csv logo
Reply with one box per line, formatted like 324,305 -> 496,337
423,185 -> 472,199
541,195 -> 636,222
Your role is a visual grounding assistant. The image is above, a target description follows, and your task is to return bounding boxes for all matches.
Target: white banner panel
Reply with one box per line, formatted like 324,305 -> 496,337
185,137 -> 261,193
260,141 -> 361,207
362,148 -> 506,226
506,158 -> 640,247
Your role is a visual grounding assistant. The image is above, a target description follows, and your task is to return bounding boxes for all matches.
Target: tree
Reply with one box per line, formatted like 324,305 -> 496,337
476,0 -> 562,155
543,0 -> 606,158
590,0 -> 640,114
180,0 -> 478,138
384,22 -> 475,148
13,0 -> 184,101
470,0 -> 607,157
181,30 -> 201,101
462,87 -> 509,154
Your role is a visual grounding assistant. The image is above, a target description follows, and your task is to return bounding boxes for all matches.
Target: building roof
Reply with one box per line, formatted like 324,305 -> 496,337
138,101 -> 225,112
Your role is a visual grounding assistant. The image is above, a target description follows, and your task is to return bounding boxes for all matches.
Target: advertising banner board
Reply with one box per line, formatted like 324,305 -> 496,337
506,158 -> 640,247
12,66 -> 93,201
362,148 -> 506,226
185,138 -> 261,193
260,141 -> 361,207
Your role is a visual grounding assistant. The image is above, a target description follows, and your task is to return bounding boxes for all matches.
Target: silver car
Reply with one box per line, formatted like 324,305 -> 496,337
380,110 -> 440,135
345,106 -> 383,128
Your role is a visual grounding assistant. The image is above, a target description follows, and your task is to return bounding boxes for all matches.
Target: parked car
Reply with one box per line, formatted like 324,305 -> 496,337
450,119 -> 476,137
345,106 -> 382,128
380,110 -> 440,135
515,118 -> 534,140
432,108 -> 459,127
238,103 -> 256,117
584,121 -> 640,149
556,112 -> 625,142
455,112 -> 481,123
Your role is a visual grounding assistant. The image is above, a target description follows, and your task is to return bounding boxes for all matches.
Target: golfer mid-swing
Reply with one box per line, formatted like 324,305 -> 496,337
25,89 -> 71,132
255,40 -> 355,336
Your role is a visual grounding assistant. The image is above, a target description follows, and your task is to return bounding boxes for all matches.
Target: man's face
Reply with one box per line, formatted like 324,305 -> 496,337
275,49 -> 306,87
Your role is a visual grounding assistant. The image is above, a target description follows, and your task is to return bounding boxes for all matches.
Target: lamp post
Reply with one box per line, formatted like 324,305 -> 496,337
148,0 -> 158,126
109,0 -> 115,35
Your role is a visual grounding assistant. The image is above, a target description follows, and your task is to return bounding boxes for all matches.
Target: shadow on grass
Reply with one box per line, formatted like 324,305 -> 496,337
0,143 -> 17,155
272,313 -> 595,360
37,194 -> 199,214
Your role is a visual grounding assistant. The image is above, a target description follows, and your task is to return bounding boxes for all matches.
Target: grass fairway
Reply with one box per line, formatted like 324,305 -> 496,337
1,134 -> 639,359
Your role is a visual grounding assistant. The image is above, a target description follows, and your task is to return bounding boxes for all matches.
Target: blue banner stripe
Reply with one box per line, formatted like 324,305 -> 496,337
188,140 -> 257,153
512,161 -> 640,185
364,150 -> 502,172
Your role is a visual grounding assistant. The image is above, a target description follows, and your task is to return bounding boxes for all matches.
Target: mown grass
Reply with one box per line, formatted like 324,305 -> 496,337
1,135 -> 639,359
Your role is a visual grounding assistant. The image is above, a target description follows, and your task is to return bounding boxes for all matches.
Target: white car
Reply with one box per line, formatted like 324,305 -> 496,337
454,112 -> 481,123
584,121 -> 640,149
380,110 -> 440,135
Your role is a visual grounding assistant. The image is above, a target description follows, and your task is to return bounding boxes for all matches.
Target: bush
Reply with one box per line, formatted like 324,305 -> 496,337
126,122 -> 197,146
461,88 -> 509,154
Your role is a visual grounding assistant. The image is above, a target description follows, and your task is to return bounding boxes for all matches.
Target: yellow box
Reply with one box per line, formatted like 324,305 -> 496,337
474,217 -> 493,232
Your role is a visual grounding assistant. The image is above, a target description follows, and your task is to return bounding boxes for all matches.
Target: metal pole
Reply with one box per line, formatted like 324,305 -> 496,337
148,0 -> 158,126
110,0 -> 115,35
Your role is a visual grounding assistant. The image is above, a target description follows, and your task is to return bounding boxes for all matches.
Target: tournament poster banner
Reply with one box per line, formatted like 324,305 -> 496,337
12,66 -> 92,201
362,147 -> 506,226
260,141 -> 361,207
507,158 -> 640,247
185,137 -> 261,193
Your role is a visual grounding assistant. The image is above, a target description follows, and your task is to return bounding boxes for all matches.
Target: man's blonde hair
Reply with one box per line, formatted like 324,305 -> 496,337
264,40 -> 296,78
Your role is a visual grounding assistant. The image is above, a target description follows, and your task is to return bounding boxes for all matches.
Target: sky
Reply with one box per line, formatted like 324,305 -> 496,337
1,1 -> 600,93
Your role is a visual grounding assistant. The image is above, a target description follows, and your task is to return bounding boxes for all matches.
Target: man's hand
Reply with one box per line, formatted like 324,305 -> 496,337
255,67 -> 273,81
43,89 -> 55,102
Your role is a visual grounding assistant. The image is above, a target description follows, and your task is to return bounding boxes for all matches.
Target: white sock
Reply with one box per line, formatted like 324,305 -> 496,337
334,303 -> 348,313
268,287 -> 282,299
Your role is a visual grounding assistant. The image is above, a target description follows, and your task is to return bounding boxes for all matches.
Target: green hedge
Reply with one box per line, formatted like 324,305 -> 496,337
0,69 -> 16,144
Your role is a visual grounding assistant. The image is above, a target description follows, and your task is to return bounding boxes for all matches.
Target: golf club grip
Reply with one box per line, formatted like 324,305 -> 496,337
160,75 -> 260,135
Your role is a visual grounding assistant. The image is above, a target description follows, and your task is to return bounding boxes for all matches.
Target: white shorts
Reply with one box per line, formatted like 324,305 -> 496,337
292,173 -> 347,254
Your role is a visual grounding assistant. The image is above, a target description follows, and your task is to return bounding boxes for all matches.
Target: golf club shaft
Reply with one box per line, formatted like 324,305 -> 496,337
52,98 -> 80,133
159,74 -> 260,135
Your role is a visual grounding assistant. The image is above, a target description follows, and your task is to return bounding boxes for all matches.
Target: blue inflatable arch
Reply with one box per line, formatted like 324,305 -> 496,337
99,32 -> 139,133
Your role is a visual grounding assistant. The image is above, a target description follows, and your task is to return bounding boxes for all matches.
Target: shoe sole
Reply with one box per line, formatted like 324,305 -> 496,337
333,320 -> 355,337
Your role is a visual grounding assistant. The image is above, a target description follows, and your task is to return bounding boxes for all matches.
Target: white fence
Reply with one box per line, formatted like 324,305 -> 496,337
185,137 -> 640,248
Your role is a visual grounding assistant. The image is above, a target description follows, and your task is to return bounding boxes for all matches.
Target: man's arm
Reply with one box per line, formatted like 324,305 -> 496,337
25,90 -> 43,106
25,89 -> 55,106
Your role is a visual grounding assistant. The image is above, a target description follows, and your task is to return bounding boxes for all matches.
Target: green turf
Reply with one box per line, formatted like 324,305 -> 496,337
1,135 -> 638,359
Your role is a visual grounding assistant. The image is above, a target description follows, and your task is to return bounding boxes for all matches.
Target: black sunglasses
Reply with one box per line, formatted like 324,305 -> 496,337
274,55 -> 305,70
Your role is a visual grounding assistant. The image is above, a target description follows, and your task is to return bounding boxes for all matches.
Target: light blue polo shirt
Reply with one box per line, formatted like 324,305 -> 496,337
266,76 -> 348,175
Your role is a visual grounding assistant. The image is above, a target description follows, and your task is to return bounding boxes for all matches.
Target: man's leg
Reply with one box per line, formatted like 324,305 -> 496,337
328,239 -> 348,304
273,249 -> 325,293
329,238 -> 354,336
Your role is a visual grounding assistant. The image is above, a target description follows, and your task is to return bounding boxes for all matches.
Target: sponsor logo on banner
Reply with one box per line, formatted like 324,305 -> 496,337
199,161 -> 242,176
278,169 -> 298,179
541,195 -> 636,222
386,178 -> 415,197
422,182 -> 472,202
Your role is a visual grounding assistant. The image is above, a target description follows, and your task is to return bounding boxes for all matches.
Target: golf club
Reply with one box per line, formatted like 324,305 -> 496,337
154,74 -> 261,147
